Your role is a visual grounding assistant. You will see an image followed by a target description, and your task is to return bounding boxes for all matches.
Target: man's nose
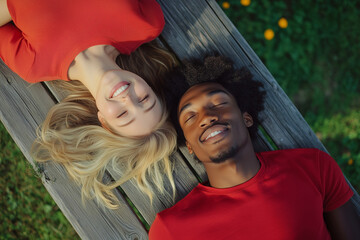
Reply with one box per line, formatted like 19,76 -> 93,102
199,111 -> 218,128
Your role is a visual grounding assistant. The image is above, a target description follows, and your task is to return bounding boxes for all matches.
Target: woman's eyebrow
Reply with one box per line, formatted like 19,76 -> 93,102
118,118 -> 135,127
144,100 -> 157,113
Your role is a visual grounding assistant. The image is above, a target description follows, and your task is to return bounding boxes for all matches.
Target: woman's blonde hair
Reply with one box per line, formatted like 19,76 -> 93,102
32,42 -> 178,209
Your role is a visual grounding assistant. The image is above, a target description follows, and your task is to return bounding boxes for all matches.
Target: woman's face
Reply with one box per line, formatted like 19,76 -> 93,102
95,69 -> 163,137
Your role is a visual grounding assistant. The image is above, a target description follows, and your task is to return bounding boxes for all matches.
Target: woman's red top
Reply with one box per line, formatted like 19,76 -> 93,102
0,0 -> 164,82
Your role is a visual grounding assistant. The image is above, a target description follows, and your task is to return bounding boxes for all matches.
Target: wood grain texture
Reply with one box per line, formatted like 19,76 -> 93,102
0,1 -> 359,239
43,59 -> 201,226
159,0 -> 324,149
106,151 -> 200,224
0,60 -> 148,240
158,0 -> 359,214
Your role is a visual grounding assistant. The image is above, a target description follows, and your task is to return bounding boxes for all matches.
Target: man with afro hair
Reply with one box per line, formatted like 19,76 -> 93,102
149,55 -> 360,240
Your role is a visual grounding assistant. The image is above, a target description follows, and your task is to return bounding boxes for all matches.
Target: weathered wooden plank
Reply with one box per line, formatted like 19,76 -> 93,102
43,59 -> 201,226
0,60 -> 149,239
158,0 -> 359,214
106,151 -> 199,224
42,0 -> 278,223
44,0 -> 358,220
159,0 -> 323,150
1,2 -> 359,238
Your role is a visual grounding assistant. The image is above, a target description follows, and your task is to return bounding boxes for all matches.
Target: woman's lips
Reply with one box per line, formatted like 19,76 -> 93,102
200,124 -> 229,143
110,81 -> 130,98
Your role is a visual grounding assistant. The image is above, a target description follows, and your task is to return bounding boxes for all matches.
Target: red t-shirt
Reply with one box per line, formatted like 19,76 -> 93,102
0,0 -> 164,82
149,148 -> 353,240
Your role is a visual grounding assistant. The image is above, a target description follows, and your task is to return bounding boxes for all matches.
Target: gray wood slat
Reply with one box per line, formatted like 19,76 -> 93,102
42,0 -> 281,224
44,80 -> 69,102
1,1 -> 359,238
159,0 -> 324,149
0,60 -> 148,240
41,0 -> 360,217
43,62 -> 200,225
106,151 -> 199,224
158,0 -> 359,214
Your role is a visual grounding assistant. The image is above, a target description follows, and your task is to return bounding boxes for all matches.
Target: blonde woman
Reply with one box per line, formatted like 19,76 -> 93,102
0,0 -> 177,208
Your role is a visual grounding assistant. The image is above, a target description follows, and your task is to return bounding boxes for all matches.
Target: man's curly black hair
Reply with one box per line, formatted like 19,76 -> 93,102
164,54 -> 266,144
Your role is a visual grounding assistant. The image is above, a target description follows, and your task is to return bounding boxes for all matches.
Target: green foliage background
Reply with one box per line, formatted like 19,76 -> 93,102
1,0 -> 359,238
0,124 -> 79,239
218,0 -> 360,192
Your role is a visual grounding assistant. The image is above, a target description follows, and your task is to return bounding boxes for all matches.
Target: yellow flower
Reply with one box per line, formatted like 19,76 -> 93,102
264,29 -> 275,40
348,159 -> 354,165
241,0 -> 251,6
222,1 -> 230,9
278,18 -> 288,28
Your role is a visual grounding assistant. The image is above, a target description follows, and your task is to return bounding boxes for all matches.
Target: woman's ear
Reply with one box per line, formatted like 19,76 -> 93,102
97,111 -> 106,126
98,111 -> 112,132
242,112 -> 254,127
186,141 -> 194,154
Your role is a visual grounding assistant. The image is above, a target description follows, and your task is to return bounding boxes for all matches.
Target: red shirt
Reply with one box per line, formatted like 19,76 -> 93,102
0,0 -> 164,82
149,148 -> 353,240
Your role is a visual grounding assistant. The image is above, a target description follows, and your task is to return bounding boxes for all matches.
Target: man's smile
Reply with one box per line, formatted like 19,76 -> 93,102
200,123 -> 229,143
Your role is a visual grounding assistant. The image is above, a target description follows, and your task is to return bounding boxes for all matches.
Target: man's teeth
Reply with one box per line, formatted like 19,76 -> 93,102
205,130 -> 222,141
113,85 -> 129,97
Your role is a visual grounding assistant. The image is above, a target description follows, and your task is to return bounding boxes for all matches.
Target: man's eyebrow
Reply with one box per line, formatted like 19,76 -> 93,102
207,89 -> 228,96
178,89 -> 228,116
178,103 -> 191,116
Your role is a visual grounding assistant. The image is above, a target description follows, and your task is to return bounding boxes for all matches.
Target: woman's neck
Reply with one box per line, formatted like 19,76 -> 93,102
68,45 -> 120,98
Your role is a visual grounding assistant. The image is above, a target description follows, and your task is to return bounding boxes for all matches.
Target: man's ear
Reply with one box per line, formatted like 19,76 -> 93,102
242,112 -> 254,127
186,141 -> 194,154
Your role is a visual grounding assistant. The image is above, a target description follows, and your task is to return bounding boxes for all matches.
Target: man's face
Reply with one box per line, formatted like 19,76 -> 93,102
178,83 -> 253,163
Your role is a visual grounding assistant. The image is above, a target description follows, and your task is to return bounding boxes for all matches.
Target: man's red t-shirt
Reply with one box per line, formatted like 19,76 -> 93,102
149,148 -> 353,240
0,0 -> 164,82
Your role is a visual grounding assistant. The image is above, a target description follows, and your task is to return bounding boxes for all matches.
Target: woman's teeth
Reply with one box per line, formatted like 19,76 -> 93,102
112,84 -> 129,98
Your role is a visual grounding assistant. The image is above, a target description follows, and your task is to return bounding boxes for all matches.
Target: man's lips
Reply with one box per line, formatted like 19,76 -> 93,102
200,124 -> 229,143
110,81 -> 130,98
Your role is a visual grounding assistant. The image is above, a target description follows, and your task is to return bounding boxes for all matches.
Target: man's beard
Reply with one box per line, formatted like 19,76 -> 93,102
209,145 -> 240,163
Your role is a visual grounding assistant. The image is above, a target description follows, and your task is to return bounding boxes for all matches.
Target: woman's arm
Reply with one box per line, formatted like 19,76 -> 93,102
324,199 -> 360,240
0,0 -> 12,26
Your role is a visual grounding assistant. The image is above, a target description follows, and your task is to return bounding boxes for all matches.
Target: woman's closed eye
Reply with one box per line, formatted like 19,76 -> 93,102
117,111 -> 127,118
139,95 -> 149,103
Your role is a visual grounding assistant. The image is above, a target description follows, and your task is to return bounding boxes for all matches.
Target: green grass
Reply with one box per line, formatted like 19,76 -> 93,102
0,123 -> 79,240
218,0 -> 360,192
1,0 -> 360,237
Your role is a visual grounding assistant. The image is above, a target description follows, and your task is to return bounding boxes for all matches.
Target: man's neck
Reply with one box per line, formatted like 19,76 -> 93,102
203,142 -> 260,189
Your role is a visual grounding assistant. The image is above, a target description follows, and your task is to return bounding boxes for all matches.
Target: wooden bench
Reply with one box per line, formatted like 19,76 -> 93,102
1,0 -> 359,239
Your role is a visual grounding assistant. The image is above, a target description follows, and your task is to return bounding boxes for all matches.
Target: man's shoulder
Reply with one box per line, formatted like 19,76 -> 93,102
157,183 -> 204,219
258,148 -> 322,161
257,148 -> 328,172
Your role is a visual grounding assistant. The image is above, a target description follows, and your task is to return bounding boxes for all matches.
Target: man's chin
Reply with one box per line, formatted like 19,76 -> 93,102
209,145 -> 240,164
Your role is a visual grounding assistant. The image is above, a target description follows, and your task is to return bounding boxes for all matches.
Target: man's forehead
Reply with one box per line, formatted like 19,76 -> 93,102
178,83 -> 230,113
